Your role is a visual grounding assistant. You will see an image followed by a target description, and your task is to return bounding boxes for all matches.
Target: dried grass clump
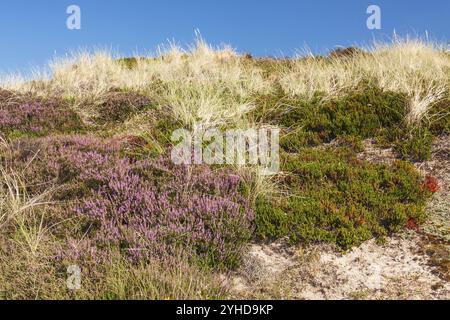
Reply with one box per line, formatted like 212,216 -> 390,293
3,35 -> 269,127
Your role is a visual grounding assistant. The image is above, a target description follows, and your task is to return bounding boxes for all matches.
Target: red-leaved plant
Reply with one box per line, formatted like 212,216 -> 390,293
423,175 -> 439,193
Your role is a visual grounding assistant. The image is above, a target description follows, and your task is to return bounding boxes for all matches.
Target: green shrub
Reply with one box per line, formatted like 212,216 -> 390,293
280,130 -> 323,151
393,127 -> 434,162
318,87 -> 407,138
253,83 -> 444,161
0,92 -> 85,138
151,115 -> 183,147
96,91 -> 153,124
254,147 -> 430,249
252,85 -> 408,152
117,57 -> 139,70
334,135 -> 365,153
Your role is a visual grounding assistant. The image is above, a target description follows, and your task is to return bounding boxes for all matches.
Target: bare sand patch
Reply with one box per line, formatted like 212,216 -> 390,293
228,136 -> 450,300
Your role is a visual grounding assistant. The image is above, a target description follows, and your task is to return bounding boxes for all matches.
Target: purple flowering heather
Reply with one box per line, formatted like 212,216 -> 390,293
76,155 -> 254,268
0,90 -> 83,135
96,90 -> 153,123
11,135 -> 254,268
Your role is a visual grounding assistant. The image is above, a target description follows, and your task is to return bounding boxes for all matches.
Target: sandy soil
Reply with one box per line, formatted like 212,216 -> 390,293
229,234 -> 449,300
228,136 -> 450,300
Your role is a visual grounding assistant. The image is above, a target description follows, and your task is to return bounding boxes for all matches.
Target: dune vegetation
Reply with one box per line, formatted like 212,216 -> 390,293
0,36 -> 448,299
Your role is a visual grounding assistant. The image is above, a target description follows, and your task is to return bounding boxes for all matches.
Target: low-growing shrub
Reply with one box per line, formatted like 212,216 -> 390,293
252,83 -> 445,162
393,127 -> 434,162
0,90 -> 84,138
8,135 -> 253,269
96,90 -> 153,124
254,147 -> 430,249
6,135 -> 122,197
252,85 -> 408,152
328,47 -> 366,59
381,95 -> 450,161
149,110 -> 184,148
318,87 -> 407,139
77,157 -> 254,269
117,57 -> 139,70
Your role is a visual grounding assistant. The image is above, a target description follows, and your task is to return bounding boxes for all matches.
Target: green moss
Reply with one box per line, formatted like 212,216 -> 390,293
254,147 -> 430,250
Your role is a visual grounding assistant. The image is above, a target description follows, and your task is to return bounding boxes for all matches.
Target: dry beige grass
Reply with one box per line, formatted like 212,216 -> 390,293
2,37 -> 448,127
280,39 -> 450,124
0,166 -> 53,256
3,36 -> 269,127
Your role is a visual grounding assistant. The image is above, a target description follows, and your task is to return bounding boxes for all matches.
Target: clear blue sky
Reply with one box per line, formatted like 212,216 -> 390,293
0,0 -> 448,74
